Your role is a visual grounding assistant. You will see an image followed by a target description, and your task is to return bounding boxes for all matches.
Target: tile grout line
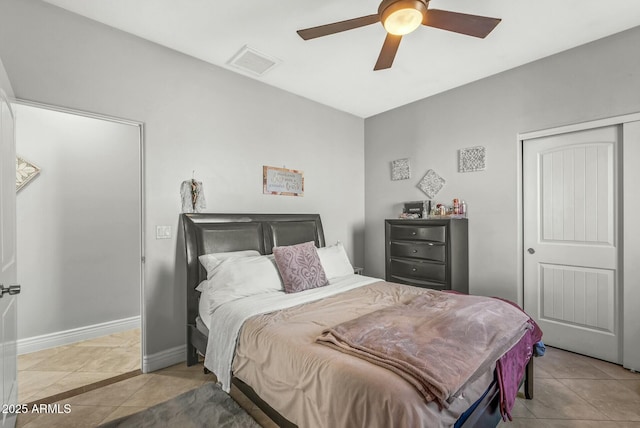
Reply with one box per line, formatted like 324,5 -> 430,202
95,372 -> 214,425
25,369 -> 143,407
18,329 -> 142,404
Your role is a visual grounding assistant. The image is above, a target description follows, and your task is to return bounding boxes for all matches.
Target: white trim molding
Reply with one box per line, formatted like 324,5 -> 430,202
142,345 -> 186,374
519,112 -> 640,140
17,316 -> 140,355
622,120 -> 640,372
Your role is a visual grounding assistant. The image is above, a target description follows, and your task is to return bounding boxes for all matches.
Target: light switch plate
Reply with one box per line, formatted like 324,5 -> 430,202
156,225 -> 171,239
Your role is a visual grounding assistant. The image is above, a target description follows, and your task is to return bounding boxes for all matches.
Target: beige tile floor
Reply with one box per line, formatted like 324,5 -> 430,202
15,362 -> 276,428
499,346 -> 640,427
16,345 -> 640,427
18,329 -> 141,404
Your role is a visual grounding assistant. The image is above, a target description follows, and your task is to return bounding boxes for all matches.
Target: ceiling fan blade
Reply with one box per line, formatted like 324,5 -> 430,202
374,34 -> 402,71
297,14 -> 380,40
423,9 -> 501,38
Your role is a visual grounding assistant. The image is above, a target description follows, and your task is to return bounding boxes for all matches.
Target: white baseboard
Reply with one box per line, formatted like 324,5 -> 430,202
17,316 -> 141,355
142,345 -> 185,373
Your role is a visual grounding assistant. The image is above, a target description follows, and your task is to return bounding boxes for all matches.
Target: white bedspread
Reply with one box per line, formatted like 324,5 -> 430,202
204,274 -> 380,391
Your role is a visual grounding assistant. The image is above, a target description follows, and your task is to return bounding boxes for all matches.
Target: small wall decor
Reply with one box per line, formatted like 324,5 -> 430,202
391,158 -> 411,181
263,165 -> 304,197
180,176 -> 206,213
16,156 -> 41,192
417,169 -> 445,199
459,146 -> 487,172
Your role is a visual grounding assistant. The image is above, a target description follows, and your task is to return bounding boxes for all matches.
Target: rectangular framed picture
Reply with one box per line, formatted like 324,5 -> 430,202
263,165 -> 304,197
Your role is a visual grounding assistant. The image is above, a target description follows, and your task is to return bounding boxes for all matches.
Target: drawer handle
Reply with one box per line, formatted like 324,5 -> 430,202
427,243 -> 434,246
411,232 -> 417,236
412,249 -> 418,253
412,268 -> 417,272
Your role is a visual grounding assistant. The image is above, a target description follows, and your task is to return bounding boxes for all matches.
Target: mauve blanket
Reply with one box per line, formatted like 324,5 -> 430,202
317,290 -> 531,409
495,300 -> 543,421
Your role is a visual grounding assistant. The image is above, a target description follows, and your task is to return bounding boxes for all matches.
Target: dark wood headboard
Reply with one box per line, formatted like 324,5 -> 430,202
181,213 -> 325,354
181,213 -> 324,427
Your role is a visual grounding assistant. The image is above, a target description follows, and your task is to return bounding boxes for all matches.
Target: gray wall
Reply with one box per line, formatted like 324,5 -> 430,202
15,103 -> 141,341
0,56 -> 13,97
0,0 -> 365,359
364,26 -> 640,302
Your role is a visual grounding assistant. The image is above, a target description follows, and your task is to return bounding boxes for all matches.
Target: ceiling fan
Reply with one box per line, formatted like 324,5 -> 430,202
297,0 -> 501,71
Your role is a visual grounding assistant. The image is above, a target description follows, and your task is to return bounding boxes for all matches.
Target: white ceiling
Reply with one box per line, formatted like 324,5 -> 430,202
41,0 -> 640,118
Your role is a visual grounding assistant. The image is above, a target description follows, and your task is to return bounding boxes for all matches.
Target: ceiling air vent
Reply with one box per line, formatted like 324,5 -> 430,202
227,45 -> 281,77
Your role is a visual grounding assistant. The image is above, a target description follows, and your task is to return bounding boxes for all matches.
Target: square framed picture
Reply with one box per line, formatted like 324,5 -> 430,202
417,169 -> 445,199
391,158 -> 411,180
459,146 -> 486,172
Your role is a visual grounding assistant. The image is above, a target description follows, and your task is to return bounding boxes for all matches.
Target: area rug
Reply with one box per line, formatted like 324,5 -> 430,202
99,382 -> 261,428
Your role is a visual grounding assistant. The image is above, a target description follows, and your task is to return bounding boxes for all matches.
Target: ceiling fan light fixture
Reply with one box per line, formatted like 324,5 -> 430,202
296,0 -> 501,71
380,0 -> 427,36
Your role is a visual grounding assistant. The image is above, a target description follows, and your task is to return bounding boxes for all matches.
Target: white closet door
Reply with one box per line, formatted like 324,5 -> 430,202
523,125 -> 620,363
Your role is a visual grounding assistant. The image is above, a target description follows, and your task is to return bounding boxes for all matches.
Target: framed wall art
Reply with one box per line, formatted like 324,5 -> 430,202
417,169 -> 445,199
459,146 -> 487,172
391,158 -> 411,181
263,165 -> 304,197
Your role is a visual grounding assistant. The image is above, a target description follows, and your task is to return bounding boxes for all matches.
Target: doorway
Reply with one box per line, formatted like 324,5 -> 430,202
13,101 -> 144,403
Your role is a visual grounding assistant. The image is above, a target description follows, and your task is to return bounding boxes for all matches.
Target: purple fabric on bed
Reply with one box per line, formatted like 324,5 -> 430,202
442,292 -> 543,421
495,302 -> 543,421
273,241 -> 328,293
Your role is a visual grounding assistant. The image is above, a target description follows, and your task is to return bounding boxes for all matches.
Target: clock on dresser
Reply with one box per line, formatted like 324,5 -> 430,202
385,218 -> 468,293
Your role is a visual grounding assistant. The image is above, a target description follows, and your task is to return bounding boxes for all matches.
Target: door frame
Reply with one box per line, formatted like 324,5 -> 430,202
12,98 -> 146,371
517,111 -> 640,371
1,87 -> 18,428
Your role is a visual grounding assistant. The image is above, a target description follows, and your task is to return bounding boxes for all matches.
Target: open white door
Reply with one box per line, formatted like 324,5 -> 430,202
523,125 -> 620,363
0,90 -> 19,428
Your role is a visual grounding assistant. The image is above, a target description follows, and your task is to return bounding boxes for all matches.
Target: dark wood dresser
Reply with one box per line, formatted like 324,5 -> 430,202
385,218 -> 468,293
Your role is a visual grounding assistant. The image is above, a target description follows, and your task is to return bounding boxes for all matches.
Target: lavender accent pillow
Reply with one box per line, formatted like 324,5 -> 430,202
272,241 -> 328,293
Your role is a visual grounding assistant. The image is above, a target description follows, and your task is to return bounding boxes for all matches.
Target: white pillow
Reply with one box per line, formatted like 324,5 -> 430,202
317,242 -> 354,280
198,250 -> 261,280
200,255 -> 284,314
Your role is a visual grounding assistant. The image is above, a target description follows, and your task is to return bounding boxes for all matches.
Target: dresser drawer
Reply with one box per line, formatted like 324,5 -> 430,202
389,224 -> 446,242
388,276 -> 447,290
389,258 -> 446,283
389,241 -> 445,262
